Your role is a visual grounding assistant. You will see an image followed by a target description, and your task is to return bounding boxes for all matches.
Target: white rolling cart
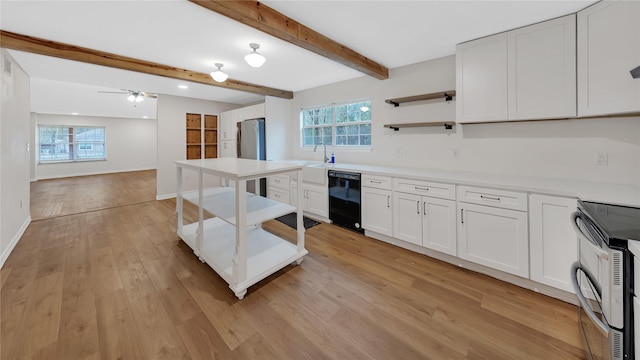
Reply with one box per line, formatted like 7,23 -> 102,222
175,158 -> 307,299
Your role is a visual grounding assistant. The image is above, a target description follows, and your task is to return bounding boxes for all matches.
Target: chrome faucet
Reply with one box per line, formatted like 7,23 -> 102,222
313,142 -> 329,163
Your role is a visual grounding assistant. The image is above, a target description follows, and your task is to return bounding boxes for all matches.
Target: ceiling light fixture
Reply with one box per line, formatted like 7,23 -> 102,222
127,91 -> 144,102
210,63 -> 229,82
244,43 -> 266,68
178,84 -> 188,89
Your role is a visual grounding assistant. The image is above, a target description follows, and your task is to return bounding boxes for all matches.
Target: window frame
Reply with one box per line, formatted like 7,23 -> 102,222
300,99 -> 372,150
38,125 -> 106,164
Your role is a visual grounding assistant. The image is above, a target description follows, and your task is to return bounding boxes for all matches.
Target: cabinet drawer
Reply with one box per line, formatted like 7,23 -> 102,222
267,174 -> 290,190
457,185 -> 527,211
267,186 -> 290,204
362,174 -> 392,190
393,178 -> 455,200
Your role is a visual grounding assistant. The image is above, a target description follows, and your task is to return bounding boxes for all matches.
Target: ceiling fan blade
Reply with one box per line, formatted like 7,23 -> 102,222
141,92 -> 157,98
97,91 -> 128,94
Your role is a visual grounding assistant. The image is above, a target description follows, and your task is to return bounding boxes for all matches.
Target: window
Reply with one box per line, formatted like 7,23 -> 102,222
38,125 -> 105,163
301,100 -> 371,148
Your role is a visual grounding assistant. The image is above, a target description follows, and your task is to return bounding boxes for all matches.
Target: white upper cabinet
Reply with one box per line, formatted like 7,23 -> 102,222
456,14 -> 577,123
243,103 -> 266,120
456,33 -> 509,123
219,109 -> 241,140
508,15 -> 576,120
577,0 -> 640,116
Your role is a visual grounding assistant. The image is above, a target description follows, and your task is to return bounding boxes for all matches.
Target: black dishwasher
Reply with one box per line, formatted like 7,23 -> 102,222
328,170 -> 363,233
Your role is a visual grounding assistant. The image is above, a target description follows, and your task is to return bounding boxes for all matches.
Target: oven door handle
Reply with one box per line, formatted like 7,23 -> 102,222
571,212 -> 609,261
570,261 -> 609,335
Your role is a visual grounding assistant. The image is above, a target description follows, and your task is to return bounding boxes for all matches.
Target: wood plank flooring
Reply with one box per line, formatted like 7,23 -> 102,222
1,170 -> 587,359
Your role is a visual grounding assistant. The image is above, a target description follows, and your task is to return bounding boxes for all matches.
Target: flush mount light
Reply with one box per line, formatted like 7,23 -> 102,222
210,63 -> 229,82
244,43 -> 266,68
72,112 -> 79,115
178,84 -> 188,89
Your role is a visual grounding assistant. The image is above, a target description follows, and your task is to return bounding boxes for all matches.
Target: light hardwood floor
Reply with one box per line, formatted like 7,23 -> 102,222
1,170 -> 587,359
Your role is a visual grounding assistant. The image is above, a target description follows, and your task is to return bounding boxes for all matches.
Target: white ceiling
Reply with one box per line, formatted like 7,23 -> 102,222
0,0 -> 596,119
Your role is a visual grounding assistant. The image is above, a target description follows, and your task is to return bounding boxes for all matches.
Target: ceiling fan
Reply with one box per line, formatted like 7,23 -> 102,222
97,89 -> 157,103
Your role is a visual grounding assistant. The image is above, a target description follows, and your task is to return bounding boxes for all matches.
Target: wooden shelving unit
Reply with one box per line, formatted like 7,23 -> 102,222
186,113 -> 218,160
384,122 -> 455,130
385,90 -> 456,107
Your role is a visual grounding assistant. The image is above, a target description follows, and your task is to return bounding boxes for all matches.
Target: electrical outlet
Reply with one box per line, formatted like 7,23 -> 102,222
452,149 -> 459,159
594,152 -> 608,166
393,145 -> 402,157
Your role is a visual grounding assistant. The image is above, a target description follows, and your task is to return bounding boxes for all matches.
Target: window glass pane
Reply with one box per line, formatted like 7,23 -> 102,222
300,100 -> 370,148
39,125 -> 105,162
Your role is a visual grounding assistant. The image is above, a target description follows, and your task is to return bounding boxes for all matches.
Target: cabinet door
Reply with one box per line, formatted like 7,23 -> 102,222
243,103 -> 265,120
458,203 -> 529,277
305,185 -> 328,218
422,198 -> 457,256
392,192 -> 422,246
529,194 -> 577,292
219,140 -> 236,158
456,33 -> 508,123
578,0 -> 640,116
508,14 -> 576,120
362,187 -> 392,236
219,109 -> 241,140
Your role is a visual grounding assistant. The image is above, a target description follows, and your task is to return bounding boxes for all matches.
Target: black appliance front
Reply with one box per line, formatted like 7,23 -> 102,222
328,170 -> 363,233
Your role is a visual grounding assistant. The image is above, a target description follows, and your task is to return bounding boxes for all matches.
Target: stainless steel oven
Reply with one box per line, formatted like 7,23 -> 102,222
570,201 -> 637,360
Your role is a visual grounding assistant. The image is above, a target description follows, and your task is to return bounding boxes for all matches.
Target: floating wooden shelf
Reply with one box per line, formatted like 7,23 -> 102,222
385,90 -> 456,107
384,122 -> 455,131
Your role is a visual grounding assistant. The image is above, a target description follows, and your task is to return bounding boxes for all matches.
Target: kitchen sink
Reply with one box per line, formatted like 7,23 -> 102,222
302,163 -> 332,185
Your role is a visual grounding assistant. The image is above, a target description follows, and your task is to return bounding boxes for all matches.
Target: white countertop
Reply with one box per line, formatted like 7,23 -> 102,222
285,160 -> 640,207
175,158 -> 303,179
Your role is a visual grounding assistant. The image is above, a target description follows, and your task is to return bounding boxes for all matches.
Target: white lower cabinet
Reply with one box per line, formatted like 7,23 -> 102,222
267,174 -> 290,204
291,182 -> 328,218
362,187 -> 392,236
219,140 -> 236,158
458,200 -> 529,278
529,194 -> 577,292
392,192 -> 457,256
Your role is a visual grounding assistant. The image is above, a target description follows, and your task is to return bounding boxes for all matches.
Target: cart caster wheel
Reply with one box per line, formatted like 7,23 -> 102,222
294,257 -> 304,265
198,256 -> 205,263
235,289 -> 247,300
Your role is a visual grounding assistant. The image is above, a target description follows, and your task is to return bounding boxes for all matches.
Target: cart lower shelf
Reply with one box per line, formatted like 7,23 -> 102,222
178,217 -> 307,299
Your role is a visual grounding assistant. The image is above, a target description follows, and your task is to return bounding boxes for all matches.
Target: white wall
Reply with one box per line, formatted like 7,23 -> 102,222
156,94 -> 239,199
265,96 -> 291,160
35,114 -> 157,179
289,55 -> 640,187
1,50 -> 31,267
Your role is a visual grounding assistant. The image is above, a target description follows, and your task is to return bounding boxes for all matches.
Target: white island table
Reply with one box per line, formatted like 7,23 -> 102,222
175,158 -> 307,299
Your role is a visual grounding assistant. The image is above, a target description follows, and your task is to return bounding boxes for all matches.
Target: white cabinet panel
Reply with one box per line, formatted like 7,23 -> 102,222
392,192 -> 422,246
458,203 -> 529,277
243,103 -> 266,119
291,182 -> 328,218
392,189 -> 457,255
529,194 -> 577,292
219,109 -> 241,140
457,186 -> 528,211
362,187 -> 392,236
422,198 -> 457,256
508,14 -> 576,120
578,0 -> 640,116
456,33 -> 509,123
267,186 -> 289,204
362,174 -> 392,190
393,178 -> 455,200
219,140 -> 237,158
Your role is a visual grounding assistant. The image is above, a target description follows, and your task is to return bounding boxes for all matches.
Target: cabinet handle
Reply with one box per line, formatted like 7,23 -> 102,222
461,209 -> 464,224
417,201 -> 420,214
480,195 -> 500,202
370,180 -> 382,184
423,201 -> 426,216
387,195 -> 390,208
414,186 -> 429,191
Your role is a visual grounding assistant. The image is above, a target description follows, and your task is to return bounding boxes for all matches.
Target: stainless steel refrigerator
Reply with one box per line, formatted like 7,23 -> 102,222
237,118 -> 266,196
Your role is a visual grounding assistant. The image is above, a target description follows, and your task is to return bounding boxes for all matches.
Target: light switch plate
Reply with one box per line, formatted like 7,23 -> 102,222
595,152 -> 608,166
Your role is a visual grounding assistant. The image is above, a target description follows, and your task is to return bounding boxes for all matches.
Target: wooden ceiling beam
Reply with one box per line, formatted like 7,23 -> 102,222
189,0 -> 390,80
0,30 -> 293,99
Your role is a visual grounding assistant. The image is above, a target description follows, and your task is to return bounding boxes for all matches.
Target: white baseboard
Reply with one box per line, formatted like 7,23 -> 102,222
37,167 -> 156,181
156,193 -> 176,201
1,216 -> 31,269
